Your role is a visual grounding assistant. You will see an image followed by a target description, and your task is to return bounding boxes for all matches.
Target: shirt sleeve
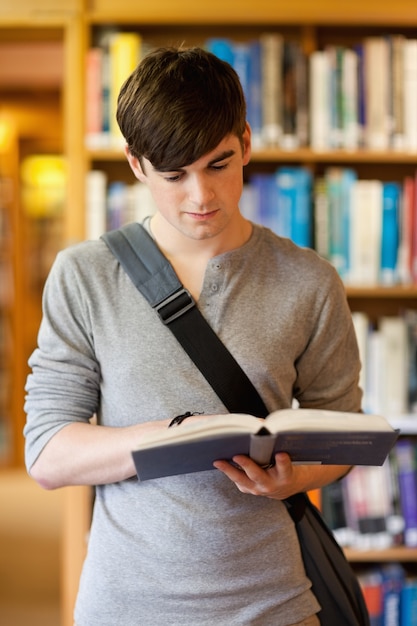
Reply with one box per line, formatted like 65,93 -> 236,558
24,249 -> 101,471
293,264 -> 363,413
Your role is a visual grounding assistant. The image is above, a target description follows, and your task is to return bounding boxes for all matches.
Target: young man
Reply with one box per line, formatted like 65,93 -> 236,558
24,47 -> 362,626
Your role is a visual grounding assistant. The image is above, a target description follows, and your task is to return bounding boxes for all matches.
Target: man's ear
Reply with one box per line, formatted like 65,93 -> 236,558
124,145 -> 147,183
242,122 -> 252,166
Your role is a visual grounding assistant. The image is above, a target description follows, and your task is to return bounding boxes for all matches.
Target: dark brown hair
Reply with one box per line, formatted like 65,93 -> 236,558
116,46 -> 247,170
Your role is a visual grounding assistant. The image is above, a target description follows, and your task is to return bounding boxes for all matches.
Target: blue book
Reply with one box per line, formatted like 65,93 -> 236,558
325,167 -> 357,277
205,37 -> 234,65
380,182 -> 400,285
106,181 -> 127,230
206,37 -> 258,145
250,173 -> 282,234
247,39 -> 263,148
400,579 -> 417,626
275,166 -> 313,248
395,438 -> 417,548
380,564 -> 405,626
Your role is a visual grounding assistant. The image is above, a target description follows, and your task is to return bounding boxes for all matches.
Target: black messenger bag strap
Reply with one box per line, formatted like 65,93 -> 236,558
101,222 -> 269,418
101,221 -> 370,626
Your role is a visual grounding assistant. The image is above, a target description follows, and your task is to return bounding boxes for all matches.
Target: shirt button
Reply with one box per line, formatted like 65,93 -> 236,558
211,284 -> 218,292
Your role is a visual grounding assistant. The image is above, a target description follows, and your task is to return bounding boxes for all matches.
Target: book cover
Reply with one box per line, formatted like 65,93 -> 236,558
342,464 -> 396,550
349,179 -> 382,286
342,47 -> 360,150
85,47 -> 104,149
321,479 -> 352,547
400,579 -> 417,626
85,170 -> 107,240
294,41 -> 309,148
109,31 -> 142,144
380,182 -> 401,286
275,166 -> 313,248
351,311 -> 369,405
249,173 -> 285,235
381,564 -> 405,626
403,39 -> 417,152
397,176 -> 414,285
131,408 -> 399,481
379,316 -> 409,416
363,37 -> 390,150
313,176 -> 330,260
390,34 -> 406,150
394,438 -> 417,547
260,32 -> 283,146
326,45 -> 344,149
358,569 -> 383,626
247,39 -> 263,149
404,309 -> 417,412
326,167 -> 356,279
309,50 -> 331,150
281,40 -> 306,150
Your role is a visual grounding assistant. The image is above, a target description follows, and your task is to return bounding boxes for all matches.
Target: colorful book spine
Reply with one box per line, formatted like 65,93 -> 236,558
400,579 -> 417,626
395,438 -> 417,548
109,31 -> 142,144
380,182 -> 401,285
260,32 -> 283,146
85,47 -> 104,148
349,178 -> 382,285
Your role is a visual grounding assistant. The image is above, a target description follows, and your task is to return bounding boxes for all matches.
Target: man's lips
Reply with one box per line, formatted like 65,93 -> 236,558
187,210 -> 219,220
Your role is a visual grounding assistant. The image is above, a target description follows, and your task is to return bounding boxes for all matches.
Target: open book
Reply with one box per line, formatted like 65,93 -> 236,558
132,408 -> 399,481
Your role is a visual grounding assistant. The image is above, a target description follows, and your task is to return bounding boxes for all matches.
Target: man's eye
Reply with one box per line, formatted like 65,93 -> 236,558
211,163 -> 228,171
164,174 -> 182,182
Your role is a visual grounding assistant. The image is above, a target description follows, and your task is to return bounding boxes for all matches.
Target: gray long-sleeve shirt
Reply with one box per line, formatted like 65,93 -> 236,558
24,223 -> 362,626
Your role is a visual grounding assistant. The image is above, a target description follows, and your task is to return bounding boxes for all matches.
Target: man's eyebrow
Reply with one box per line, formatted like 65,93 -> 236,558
153,149 -> 236,173
207,149 -> 236,166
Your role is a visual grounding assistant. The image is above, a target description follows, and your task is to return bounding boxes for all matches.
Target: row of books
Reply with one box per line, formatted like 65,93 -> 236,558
242,165 -> 417,287
321,437 -> 417,551
87,164 -> 417,288
85,29 -> 417,152
85,170 -> 157,240
358,565 -> 417,626
352,311 -> 417,418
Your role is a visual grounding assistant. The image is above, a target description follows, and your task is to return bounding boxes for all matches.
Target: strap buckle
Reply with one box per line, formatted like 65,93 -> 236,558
155,288 -> 195,324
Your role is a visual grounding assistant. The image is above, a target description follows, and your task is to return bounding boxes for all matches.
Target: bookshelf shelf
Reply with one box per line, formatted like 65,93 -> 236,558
88,146 -> 417,165
346,286 -> 417,299
345,546 -> 417,563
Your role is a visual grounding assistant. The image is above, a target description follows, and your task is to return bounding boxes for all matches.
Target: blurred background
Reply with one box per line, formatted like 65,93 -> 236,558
2,2 -> 417,626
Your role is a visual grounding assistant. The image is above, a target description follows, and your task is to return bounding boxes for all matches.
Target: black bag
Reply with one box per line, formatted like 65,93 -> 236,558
285,493 -> 369,626
102,222 -> 370,626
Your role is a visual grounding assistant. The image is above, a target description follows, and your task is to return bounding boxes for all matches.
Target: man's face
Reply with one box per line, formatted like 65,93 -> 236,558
125,125 -> 251,242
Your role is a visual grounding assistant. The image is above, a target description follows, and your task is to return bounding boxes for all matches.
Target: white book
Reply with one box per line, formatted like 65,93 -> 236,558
379,316 -> 409,416
366,329 -> 385,415
309,50 -> 331,150
351,311 -> 370,402
364,37 -> 390,150
125,182 -> 158,224
348,179 -> 382,285
391,34 -> 406,150
342,48 -> 359,150
260,33 -> 283,146
403,39 -> 417,152
85,170 -> 107,240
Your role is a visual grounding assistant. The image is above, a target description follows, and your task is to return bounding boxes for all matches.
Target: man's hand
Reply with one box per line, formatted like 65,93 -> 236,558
213,453 -> 350,500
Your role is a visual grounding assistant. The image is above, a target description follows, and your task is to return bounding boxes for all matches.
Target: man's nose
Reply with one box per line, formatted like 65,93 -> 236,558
188,174 -> 215,206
